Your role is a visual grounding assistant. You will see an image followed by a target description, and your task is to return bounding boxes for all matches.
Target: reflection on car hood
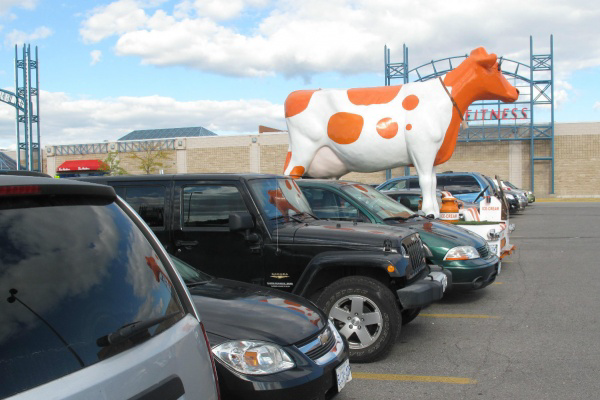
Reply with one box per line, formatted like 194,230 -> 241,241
292,220 -> 413,248
189,279 -> 326,346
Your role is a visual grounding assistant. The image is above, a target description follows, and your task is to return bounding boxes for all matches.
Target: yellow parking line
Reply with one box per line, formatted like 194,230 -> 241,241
353,372 -> 476,384
420,313 -> 500,319
493,282 -> 504,285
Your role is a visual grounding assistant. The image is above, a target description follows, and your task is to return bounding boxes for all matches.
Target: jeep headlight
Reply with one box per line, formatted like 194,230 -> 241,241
212,341 -> 295,375
443,246 -> 480,261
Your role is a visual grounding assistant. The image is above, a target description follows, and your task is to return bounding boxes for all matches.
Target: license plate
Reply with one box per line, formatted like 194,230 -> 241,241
489,244 -> 498,256
429,271 -> 448,292
335,358 -> 352,392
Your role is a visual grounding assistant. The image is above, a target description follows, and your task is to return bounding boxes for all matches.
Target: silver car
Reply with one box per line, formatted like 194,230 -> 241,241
0,176 -> 219,400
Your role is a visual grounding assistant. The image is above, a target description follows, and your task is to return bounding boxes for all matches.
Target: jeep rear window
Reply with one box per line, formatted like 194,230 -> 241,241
120,185 -> 166,228
0,197 -> 184,398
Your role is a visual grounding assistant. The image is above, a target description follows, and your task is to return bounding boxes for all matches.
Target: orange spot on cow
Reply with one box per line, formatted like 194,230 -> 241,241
327,112 -> 364,145
285,90 -> 319,118
290,166 -> 305,178
406,124 -> 412,130
402,95 -> 420,111
376,117 -> 398,139
283,151 -> 292,172
347,85 -> 402,106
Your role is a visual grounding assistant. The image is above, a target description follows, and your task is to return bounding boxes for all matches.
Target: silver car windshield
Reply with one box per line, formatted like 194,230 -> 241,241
341,183 -> 415,220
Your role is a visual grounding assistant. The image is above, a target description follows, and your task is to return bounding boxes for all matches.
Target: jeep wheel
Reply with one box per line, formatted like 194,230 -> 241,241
401,307 -> 422,326
316,276 -> 401,363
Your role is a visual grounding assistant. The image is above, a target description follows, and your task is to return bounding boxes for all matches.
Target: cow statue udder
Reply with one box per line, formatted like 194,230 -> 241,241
283,47 -> 519,218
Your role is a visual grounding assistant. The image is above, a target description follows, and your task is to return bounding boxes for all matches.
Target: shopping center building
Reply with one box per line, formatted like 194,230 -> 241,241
39,122 -> 600,198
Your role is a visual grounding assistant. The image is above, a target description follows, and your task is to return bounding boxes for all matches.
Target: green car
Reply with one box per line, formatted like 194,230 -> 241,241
298,179 -> 500,291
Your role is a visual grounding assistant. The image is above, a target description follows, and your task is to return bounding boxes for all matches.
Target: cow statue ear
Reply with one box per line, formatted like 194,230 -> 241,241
470,47 -> 497,69
476,53 -> 497,69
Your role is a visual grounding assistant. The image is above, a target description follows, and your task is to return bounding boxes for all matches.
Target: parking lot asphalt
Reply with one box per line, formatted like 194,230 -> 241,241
338,203 -> 600,399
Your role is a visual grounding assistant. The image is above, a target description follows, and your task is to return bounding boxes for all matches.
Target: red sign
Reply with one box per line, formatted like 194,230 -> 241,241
57,159 -> 105,172
465,107 -> 529,121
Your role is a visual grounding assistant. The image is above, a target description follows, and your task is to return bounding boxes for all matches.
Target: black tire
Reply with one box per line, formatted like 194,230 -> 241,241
315,276 -> 401,363
401,307 -> 422,326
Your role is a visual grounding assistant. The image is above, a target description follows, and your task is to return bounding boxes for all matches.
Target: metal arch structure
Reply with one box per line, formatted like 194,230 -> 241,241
1,45 -> 41,172
384,36 -> 555,193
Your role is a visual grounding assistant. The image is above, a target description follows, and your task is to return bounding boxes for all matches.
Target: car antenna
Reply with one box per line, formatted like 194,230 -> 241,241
276,180 -> 280,254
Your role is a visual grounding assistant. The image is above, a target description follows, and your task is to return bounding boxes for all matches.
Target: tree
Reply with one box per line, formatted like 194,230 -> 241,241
129,142 -> 171,174
99,152 -> 128,176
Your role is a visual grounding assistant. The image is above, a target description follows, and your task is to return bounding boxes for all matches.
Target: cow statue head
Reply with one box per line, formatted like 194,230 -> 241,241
445,47 -> 519,104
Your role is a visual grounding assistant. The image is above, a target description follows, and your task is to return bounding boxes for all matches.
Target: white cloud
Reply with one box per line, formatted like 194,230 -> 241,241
0,0 -> 37,15
90,49 -> 102,65
594,102 -> 600,111
4,25 -> 52,46
78,0 -> 600,81
0,90 -> 285,148
80,0 -> 151,44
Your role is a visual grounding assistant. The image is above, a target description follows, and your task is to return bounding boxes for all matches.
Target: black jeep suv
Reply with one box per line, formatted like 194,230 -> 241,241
76,174 -> 448,362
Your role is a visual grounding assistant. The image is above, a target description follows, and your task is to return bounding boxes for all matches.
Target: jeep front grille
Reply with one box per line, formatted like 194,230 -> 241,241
403,234 -> 427,280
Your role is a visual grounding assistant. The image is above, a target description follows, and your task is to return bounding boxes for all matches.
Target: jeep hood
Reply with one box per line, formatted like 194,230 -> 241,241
292,220 -> 414,249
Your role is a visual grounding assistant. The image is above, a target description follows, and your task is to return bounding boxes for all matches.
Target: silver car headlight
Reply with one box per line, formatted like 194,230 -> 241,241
212,340 -> 295,375
505,193 -> 515,200
443,246 -> 480,261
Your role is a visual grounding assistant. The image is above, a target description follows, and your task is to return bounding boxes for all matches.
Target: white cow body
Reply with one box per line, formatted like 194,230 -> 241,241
286,80 -> 452,177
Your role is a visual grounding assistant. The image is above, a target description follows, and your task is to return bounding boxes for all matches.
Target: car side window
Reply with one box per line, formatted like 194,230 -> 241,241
443,175 -> 481,194
435,176 -> 449,189
382,180 -> 407,191
182,185 -> 248,227
303,188 -> 364,221
407,178 -> 420,189
121,186 -> 166,228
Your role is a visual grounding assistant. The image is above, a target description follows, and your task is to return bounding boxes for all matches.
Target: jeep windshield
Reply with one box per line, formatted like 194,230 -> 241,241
249,178 -> 315,227
341,183 -> 415,221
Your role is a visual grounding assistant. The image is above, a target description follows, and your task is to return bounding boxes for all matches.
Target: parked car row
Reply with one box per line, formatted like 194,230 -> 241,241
297,180 -> 500,291
377,171 -> 534,215
74,174 -> 449,364
1,170 -> 527,399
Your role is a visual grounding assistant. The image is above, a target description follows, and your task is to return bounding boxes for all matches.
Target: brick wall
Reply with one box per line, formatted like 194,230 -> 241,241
187,147 -> 251,173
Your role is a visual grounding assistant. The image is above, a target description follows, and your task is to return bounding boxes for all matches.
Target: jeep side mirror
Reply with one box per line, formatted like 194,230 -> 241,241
229,212 -> 254,232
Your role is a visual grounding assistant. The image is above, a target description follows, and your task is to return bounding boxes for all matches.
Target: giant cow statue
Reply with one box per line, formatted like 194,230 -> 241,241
283,47 -> 519,217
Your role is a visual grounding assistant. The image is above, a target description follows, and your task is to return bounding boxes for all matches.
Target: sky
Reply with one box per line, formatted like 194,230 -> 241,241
0,0 -> 599,149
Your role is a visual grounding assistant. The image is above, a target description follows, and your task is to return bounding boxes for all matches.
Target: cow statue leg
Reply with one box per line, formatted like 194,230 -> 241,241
283,135 -> 320,179
430,166 -> 440,215
408,147 -> 439,218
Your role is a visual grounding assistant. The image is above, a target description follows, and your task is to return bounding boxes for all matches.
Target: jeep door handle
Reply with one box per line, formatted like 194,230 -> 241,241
176,240 -> 199,247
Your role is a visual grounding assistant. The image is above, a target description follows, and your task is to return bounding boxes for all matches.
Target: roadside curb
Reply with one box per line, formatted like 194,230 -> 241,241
536,198 -> 600,202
